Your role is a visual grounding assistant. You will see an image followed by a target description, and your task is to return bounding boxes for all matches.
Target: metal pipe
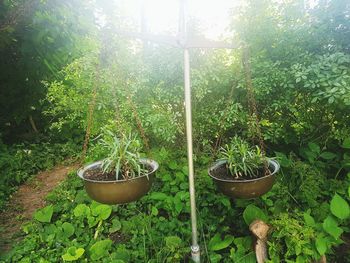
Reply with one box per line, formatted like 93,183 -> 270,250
184,48 -> 200,263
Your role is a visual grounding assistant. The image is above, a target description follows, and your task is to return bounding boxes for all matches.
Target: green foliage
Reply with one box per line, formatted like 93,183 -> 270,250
34,205 -> 54,223
2,145 -> 350,262
89,239 -> 113,260
62,247 -> 85,261
0,139 -> 78,210
268,212 -> 318,262
1,0 -> 350,262
243,204 -> 268,225
219,136 -> 268,178
330,194 -> 350,220
208,233 -> 234,251
268,189 -> 350,262
0,0 -> 96,140
100,131 -> 145,180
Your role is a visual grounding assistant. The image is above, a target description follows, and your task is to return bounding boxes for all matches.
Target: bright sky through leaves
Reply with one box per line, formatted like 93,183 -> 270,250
115,0 -> 238,40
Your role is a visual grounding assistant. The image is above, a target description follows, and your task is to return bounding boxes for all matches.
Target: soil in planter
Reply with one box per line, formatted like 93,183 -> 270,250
83,164 -> 152,181
211,163 -> 272,181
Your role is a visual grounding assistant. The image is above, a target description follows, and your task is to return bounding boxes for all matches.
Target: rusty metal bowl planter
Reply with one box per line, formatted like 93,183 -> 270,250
208,159 -> 280,199
77,158 -> 159,204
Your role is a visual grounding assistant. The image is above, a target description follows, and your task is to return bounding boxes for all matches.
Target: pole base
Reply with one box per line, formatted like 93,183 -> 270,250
191,245 -> 200,263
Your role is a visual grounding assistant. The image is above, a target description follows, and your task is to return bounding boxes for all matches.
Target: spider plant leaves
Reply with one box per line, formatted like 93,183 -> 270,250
219,136 -> 267,178
100,131 -> 146,181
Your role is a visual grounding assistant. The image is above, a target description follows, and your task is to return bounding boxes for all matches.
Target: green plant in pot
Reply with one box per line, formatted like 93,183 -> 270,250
78,131 -> 159,204
208,136 -> 280,199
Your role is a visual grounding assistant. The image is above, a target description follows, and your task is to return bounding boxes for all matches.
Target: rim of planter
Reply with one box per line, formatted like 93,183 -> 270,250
208,159 -> 280,183
77,158 -> 159,183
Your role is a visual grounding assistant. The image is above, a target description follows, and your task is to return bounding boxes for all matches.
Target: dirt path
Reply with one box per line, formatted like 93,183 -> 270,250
0,163 -> 79,254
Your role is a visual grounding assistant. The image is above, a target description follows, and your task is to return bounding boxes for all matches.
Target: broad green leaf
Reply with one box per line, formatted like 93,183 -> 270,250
274,151 -> 292,167
243,204 -> 268,225
315,237 -> 327,255
322,216 -> 343,240
89,239 -> 112,260
151,206 -> 158,216
43,229 -> 56,243
91,204 -> 112,220
320,152 -> 337,160
342,138 -> 350,149
330,194 -> 350,220
73,204 -> 90,217
209,253 -> 222,263
165,236 -> 182,248
168,161 -> 177,170
296,255 -> 308,263
208,233 -> 221,251
34,205 -> 54,223
110,247 -> 130,261
150,192 -> 168,200
303,212 -> 315,226
302,149 -> 317,163
38,259 -> 50,263
220,198 -> 231,208
348,186 -> 350,197
231,237 -> 255,263
62,247 -> 85,261
308,142 -> 320,154
62,222 -> 75,238
208,233 -> 234,251
87,216 -> 98,228
234,236 -> 252,252
109,219 -> 121,233
174,198 -> 183,213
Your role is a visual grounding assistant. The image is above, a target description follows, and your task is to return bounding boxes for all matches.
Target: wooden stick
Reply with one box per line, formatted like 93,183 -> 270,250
29,115 -> 39,133
249,220 -> 270,263
314,255 -> 327,263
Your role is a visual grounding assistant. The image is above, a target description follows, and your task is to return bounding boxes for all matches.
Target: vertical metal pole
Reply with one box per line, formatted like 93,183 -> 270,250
184,49 -> 200,262
180,0 -> 200,261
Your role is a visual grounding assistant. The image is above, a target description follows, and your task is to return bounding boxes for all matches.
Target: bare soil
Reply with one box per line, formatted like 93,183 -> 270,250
84,168 -> 116,181
0,163 -> 79,254
83,164 -> 152,181
210,163 -> 269,180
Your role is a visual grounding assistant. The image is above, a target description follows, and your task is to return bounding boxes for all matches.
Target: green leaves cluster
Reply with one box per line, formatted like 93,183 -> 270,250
0,140 -> 78,210
219,136 -> 268,178
100,131 -> 146,180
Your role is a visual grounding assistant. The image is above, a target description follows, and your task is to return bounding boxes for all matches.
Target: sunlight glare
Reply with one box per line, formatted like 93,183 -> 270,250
116,0 -> 238,40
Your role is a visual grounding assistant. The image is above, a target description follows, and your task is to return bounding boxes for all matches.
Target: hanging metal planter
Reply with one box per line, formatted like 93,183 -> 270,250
208,159 -> 280,199
77,158 -> 159,204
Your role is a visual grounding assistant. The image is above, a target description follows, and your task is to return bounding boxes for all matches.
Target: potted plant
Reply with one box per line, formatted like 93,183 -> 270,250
208,136 -> 279,199
77,131 -> 159,204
